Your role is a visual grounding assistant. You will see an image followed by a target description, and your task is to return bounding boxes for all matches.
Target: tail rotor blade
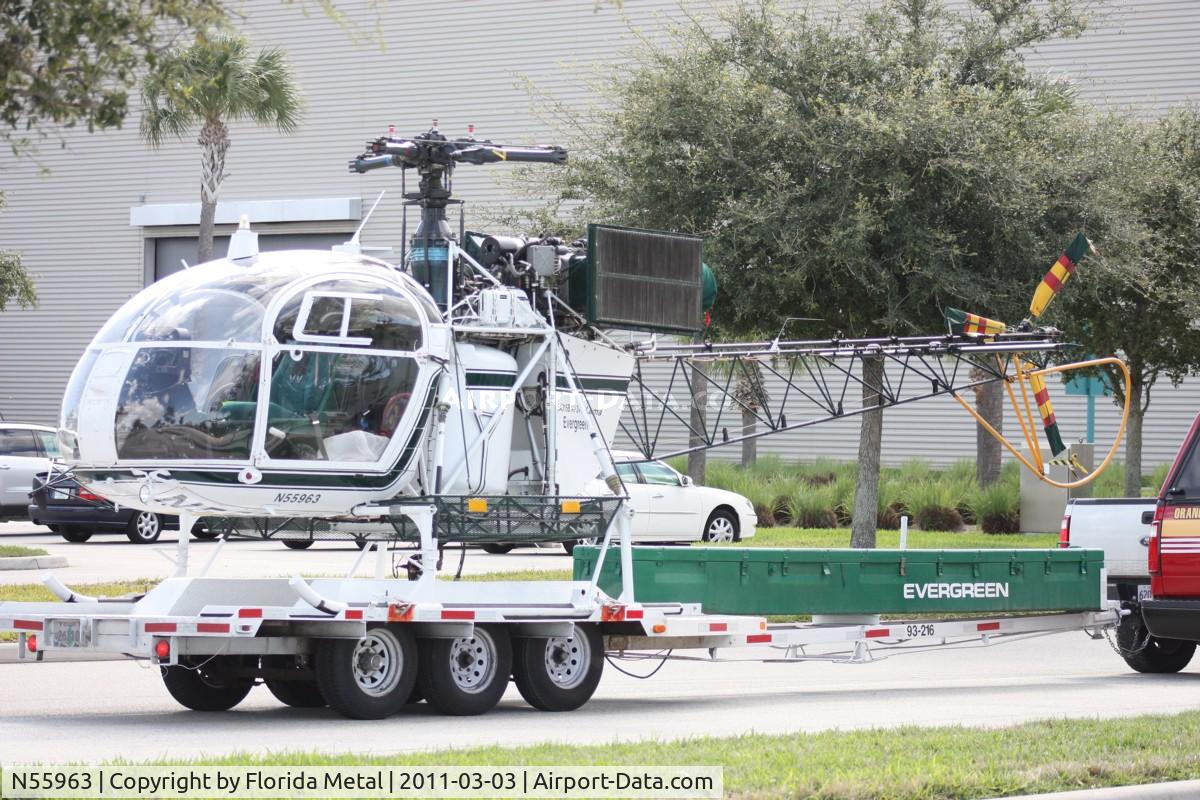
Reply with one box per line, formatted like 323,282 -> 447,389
1029,233 -> 1095,318
1027,363 -> 1066,457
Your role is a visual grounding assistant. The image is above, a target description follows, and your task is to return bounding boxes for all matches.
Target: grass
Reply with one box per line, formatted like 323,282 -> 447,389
708,527 -> 1058,550
117,711 -> 1200,798
0,579 -> 160,642
0,545 -> 48,557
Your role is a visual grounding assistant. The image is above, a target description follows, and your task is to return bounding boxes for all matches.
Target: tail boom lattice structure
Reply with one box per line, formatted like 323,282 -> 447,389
624,330 -> 1129,489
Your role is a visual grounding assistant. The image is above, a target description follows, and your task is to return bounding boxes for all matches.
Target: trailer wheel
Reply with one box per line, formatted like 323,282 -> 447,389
481,543 -> 516,554
265,679 -> 326,708
282,539 -> 314,550
513,623 -> 603,711
161,657 -> 254,711
1118,618 -> 1196,673
315,625 -> 417,720
418,625 -> 512,716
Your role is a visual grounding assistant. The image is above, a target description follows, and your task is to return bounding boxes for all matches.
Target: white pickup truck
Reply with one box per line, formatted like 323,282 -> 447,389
1060,497 -> 1156,604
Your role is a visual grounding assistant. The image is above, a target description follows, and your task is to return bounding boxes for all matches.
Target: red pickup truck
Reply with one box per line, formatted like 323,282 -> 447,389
1128,413 -> 1200,672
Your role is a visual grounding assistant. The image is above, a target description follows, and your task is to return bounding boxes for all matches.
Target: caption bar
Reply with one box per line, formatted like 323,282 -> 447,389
2,766 -> 722,799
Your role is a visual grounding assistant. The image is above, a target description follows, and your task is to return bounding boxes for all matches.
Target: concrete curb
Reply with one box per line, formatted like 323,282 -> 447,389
1002,780 -> 1200,799
0,555 -> 67,571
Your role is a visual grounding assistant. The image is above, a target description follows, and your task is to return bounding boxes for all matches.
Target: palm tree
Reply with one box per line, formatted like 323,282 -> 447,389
140,36 -> 301,262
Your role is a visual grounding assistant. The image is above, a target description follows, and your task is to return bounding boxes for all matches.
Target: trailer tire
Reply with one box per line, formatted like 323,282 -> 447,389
282,539 -> 314,550
265,678 -> 326,708
481,543 -> 515,554
512,623 -> 603,711
315,625 -> 417,720
1118,618 -> 1196,673
418,625 -> 512,716
161,658 -> 254,711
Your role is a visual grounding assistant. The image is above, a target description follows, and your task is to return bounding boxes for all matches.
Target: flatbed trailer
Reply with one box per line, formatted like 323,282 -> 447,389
0,524 -> 1122,719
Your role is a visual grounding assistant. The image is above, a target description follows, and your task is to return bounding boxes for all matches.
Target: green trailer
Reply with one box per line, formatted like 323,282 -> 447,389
573,546 -> 1105,616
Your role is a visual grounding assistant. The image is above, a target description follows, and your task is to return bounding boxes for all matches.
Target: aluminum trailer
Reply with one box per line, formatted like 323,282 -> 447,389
0,506 -> 1121,719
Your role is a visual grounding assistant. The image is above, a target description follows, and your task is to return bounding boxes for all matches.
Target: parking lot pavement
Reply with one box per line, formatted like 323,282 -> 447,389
0,521 -> 573,585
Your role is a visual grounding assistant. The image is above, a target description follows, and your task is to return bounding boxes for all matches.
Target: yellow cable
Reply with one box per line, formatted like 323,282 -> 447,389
1014,358 -> 1044,473
955,356 -> 1131,490
998,353 -> 1039,462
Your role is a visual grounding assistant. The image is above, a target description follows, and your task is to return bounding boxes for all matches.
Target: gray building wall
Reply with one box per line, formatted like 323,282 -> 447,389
0,0 -> 1197,468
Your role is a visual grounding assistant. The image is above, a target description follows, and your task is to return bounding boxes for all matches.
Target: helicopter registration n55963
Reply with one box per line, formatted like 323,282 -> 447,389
273,493 -> 322,505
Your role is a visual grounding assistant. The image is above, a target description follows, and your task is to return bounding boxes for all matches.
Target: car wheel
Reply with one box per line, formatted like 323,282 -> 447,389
481,543 -> 515,554
282,539 -> 314,550
191,522 -> 220,541
61,527 -> 93,543
1118,615 -> 1196,673
126,511 -> 163,544
702,509 -> 738,543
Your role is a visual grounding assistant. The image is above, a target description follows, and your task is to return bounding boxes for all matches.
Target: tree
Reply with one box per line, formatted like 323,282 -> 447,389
1056,109 -> 1200,496
1,0 -> 226,310
1,0 -> 226,157
528,0 -> 1091,546
140,35 -> 301,262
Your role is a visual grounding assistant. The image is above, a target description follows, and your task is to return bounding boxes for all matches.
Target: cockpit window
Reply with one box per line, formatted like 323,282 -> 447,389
131,271 -> 294,344
264,350 -> 419,461
115,347 -> 261,459
273,279 -> 423,351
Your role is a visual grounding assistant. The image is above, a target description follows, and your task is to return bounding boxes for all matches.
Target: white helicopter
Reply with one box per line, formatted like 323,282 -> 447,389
48,123 -> 1123,556
55,125 -> 652,539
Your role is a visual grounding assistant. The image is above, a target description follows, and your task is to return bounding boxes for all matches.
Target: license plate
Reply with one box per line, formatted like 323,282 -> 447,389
49,488 -> 69,500
1137,585 -> 1153,602
46,618 -> 89,648
902,623 -> 938,638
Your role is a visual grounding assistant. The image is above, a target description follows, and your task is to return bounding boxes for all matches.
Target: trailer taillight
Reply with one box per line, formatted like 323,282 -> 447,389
1058,514 -> 1071,548
154,639 -> 170,660
26,634 -> 37,653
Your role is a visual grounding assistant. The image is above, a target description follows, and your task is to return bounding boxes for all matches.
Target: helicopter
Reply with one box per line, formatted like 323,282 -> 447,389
53,124 -> 638,527
47,122 -> 1130,554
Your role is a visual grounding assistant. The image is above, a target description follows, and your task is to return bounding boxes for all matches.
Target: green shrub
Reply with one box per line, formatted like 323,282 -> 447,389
896,459 -> 934,485
944,459 -> 975,484
1090,460 -> 1126,498
784,483 -> 839,529
666,455 -> 689,475
907,481 -> 964,531
877,479 -> 907,530
704,460 -> 742,492
832,474 -> 856,526
1147,463 -> 1171,493
969,482 -> 1020,534
1001,460 -> 1020,488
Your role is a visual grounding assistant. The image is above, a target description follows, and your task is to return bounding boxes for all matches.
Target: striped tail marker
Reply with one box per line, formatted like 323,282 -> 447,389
946,307 -> 1007,336
1027,363 -> 1066,456
1029,233 -> 1094,318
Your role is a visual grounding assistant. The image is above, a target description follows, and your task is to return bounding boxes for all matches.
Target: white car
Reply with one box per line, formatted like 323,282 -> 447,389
0,423 -> 60,521
609,451 -> 757,544
480,451 -> 757,554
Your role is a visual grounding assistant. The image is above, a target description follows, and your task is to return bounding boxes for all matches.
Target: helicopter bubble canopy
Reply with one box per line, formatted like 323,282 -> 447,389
59,250 -> 449,516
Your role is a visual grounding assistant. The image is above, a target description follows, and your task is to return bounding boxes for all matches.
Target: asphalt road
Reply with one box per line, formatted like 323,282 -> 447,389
4,522 -> 1199,765
2,629 -> 1199,764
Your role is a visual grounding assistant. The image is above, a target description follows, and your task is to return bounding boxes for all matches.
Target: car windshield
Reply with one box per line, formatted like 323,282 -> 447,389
637,460 -> 680,486
36,431 -> 61,458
